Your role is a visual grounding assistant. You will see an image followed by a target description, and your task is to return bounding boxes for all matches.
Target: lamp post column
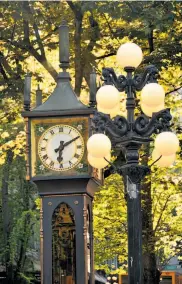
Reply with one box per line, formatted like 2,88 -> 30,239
127,183 -> 142,284
124,68 -> 143,283
121,143 -> 149,284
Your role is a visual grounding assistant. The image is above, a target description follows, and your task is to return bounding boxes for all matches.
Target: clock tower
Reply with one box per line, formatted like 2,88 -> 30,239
22,21 -> 100,284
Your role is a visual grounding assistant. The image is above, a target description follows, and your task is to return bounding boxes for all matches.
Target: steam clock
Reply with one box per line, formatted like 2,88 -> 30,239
22,21 -> 100,284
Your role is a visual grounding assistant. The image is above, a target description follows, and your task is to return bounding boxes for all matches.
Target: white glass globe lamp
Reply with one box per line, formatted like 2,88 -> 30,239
141,83 -> 165,106
96,85 -> 120,109
152,149 -> 176,167
155,132 -> 179,156
141,103 -> 164,117
87,133 -> 111,158
116,42 -> 143,68
87,153 -> 111,169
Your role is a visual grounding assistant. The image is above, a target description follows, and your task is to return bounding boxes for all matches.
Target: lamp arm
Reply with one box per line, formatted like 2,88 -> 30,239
134,108 -> 172,136
92,112 -> 130,142
150,155 -> 162,167
102,67 -> 127,92
133,65 -> 159,91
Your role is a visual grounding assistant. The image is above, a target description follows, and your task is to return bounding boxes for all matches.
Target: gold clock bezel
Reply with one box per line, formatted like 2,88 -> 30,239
38,124 -> 85,172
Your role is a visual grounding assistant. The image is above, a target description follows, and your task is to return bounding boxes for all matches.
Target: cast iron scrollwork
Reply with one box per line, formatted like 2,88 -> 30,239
102,67 -> 127,91
92,112 -> 110,133
92,112 -> 130,142
134,108 -> 172,136
133,65 -> 159,91
118,164 -> 150,184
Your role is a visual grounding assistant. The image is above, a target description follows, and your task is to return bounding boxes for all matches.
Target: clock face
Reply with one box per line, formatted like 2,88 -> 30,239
38,125 -> 84,172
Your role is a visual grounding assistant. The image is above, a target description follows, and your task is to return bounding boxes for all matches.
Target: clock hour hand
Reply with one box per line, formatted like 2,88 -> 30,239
55,141 -> 64,153
54,141 -> 64,163
63,136 -> 80,147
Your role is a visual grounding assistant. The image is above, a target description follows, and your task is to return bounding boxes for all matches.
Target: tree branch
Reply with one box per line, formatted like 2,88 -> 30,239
23,2 -> 46,57
96,52 -> 116,60
165,86 -> 182,96
153,195 -> 171,234
0,62 -> 9,81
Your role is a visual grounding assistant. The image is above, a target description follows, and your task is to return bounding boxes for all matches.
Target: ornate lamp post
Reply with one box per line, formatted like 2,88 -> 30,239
87,43 -> 179,284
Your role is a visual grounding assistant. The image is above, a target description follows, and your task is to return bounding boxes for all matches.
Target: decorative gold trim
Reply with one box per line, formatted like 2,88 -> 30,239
40,198 -> 43,284
31,116 -> 89,177
38,124 -> 85,172
31,120 -> 36,176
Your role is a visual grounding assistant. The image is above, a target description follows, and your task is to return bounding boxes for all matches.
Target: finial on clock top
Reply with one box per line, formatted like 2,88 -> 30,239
59,20 -> 70,71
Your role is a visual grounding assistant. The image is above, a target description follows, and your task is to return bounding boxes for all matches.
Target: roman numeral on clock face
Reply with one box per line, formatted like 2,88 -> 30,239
50,130 -> 54,135
41,147 -> 46,151
60,164 -> 63,169
77,145 -> 82,149
43,154 -> 48,160
50,161 -> 54,167
69,161 -> 73,166
74,153 -> 79,159
59,127 -> 63,132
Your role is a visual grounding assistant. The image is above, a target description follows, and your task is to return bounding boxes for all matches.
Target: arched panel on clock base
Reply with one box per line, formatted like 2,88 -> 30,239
37,178 -> 96,284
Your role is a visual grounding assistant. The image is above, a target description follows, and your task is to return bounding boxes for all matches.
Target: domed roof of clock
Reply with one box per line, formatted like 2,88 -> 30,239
32,70 -> 88,112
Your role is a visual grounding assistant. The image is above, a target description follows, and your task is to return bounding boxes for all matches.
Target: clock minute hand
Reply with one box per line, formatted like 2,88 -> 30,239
63,136 -> 80,147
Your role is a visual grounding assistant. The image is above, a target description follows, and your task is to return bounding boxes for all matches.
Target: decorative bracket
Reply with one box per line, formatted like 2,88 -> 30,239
133,65 -> 159,91
92,112 -> 130,143
118,164 -> 150,184
102,68 -> 127,92
101,65 -> 159,93
134,108 -> 172,136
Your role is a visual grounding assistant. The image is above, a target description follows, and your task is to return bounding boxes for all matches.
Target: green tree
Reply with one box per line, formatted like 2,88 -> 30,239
0,1 -> 182,283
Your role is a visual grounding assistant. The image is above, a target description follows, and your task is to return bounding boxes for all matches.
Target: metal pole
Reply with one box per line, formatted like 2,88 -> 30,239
127,181 -> 143,284
124,67 -> 143,283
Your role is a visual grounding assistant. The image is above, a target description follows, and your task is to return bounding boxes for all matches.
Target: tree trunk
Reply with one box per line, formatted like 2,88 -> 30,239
148,25 -> 154,53
1,150 -> 14,282
14,213 -> 31,283
13,175 -> 32,283
143,252 -> 161,284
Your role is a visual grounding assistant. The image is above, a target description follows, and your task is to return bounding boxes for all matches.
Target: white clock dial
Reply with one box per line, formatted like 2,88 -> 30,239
38,125 -> 84,171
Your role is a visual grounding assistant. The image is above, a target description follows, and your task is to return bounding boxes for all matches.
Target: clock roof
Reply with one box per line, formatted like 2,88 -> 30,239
22,21 -> 96,118
32,71 -> 88,112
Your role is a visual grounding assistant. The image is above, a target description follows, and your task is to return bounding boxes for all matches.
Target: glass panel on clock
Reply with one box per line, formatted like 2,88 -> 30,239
52,203 -> 76,284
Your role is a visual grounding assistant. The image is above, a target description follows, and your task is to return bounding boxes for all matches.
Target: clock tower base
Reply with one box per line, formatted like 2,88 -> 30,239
35,178 -> 99,284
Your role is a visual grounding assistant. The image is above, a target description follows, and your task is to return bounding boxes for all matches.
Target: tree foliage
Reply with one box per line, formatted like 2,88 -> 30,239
0,1 -> 182,283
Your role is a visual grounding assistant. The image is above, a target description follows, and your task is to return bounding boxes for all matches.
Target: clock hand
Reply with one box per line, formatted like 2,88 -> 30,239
63,136 -> 80,147
54,141 -> 64,163
54,136 -> 80,164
